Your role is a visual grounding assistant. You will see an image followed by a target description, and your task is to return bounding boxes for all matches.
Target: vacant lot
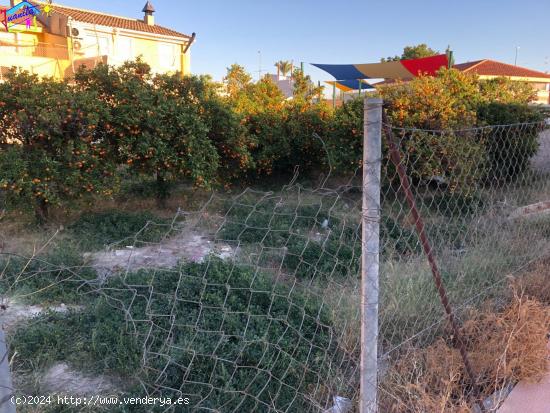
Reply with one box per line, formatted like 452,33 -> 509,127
0,160 -> 548,412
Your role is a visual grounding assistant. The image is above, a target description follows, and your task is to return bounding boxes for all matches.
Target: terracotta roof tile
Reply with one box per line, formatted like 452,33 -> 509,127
45,3 -> 191,40
454,59 -> 550,80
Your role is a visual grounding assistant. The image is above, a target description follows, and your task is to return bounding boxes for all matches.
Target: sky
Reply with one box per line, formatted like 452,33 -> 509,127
48,0 -> 550,85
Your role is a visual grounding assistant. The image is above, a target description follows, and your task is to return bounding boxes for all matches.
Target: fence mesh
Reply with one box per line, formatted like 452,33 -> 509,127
0,114 -> 549,412
379,119 -> 550,412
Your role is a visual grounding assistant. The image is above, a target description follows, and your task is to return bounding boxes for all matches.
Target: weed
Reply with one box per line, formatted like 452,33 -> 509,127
68,210 -> 173,251
10,259 -> 354,412
0,246 -> 95,305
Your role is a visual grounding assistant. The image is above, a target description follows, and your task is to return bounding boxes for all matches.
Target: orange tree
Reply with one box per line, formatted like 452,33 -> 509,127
242,94 -> 329,177
223,67 -> 330,178
223,72 -> 287,176
75,61 -> 219,202
478,77 -> 536,104
326,97 -> 364,174
153,73 -> 255,184
0,71 -> 116,221
379,69 -> 485,191
327,69 -> 543,190
477,102 -> 544,181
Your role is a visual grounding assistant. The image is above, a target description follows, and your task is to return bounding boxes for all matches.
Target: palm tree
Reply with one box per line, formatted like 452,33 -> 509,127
274,60 -> 293,79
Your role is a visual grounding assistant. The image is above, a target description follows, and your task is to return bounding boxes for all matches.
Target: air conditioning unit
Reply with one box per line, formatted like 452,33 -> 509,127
68,24 -> 85,54
68,24 -> 84,40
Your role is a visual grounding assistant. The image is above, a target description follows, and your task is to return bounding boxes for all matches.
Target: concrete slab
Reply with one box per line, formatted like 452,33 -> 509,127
496,373 -> 550,413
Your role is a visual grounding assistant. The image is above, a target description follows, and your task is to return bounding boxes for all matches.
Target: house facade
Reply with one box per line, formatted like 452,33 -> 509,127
454,60 -> 550,105
0,0 -> 195,80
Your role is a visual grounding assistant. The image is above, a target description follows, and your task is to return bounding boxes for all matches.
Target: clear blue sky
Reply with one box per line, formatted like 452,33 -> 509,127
55,0 -> 550,84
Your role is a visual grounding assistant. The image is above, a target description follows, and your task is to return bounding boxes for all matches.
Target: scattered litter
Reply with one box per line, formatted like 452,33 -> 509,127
324,396 -> 352,413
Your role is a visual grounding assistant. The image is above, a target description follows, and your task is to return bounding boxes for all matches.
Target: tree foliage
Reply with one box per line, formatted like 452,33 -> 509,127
0,60 -> 544,220
381,43 -> 439,62
222,66 -> 329,177
328,68 -> 544,188
223,64 -> 252,98
292,68 -> 324,104
0,71 -> 117,221
75,60 -> 220,201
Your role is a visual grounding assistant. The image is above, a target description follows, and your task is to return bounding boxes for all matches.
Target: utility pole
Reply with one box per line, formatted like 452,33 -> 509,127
446,46 -> 454,69
258,50 -> 262,80
514,46 -> 520,66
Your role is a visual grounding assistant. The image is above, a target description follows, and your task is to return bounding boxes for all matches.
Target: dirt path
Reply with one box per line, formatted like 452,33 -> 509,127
40,363 -> 121,396
86,230 -> 235,279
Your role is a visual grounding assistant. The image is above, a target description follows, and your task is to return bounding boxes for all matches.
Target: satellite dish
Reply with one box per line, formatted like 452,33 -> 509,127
71,27 -> 80,37
73,40 -> 82,50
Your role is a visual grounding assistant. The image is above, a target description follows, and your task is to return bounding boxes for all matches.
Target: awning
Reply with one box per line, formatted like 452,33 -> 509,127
326,79 -> 375,92
312,54 -> 449,80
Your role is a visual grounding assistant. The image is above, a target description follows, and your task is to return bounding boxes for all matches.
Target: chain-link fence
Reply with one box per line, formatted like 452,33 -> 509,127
0,99 -> 549,412
378,104 -> 550,413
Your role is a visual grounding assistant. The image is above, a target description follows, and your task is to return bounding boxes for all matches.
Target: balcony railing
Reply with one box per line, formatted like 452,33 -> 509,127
0,40 -> 73,58
1,39 -> 186,80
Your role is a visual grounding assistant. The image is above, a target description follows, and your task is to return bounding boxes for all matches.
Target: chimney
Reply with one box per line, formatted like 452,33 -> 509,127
142,1 -> 155,26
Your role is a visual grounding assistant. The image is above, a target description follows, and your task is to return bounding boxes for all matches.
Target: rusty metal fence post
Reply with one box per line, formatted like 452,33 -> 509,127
381,110 -> 486,413
361,98 -> 382,413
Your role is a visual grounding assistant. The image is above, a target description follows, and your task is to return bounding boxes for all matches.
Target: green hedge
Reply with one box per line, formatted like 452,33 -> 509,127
1,64 -> 545,220
477,102 -> 544,181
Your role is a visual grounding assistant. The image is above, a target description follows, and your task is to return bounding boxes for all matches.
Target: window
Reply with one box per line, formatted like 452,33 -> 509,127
117,36 -> 133,62
97,36 -> 111,56
158,43 -> 177,68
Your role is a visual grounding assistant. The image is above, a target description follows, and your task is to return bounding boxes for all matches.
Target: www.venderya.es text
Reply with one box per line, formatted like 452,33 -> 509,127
11,395 -> 190,407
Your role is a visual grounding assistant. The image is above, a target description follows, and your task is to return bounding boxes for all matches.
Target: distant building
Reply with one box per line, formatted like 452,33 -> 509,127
267,73 -> 295,99
453,59 -> 550,104
0,0 -> 195,80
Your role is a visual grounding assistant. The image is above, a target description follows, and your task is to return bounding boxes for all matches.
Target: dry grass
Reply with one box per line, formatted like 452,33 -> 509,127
0,185 -> 214,256
380,282 -> 550,413
464,292 -> 550,386
511,257 -> 550,305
